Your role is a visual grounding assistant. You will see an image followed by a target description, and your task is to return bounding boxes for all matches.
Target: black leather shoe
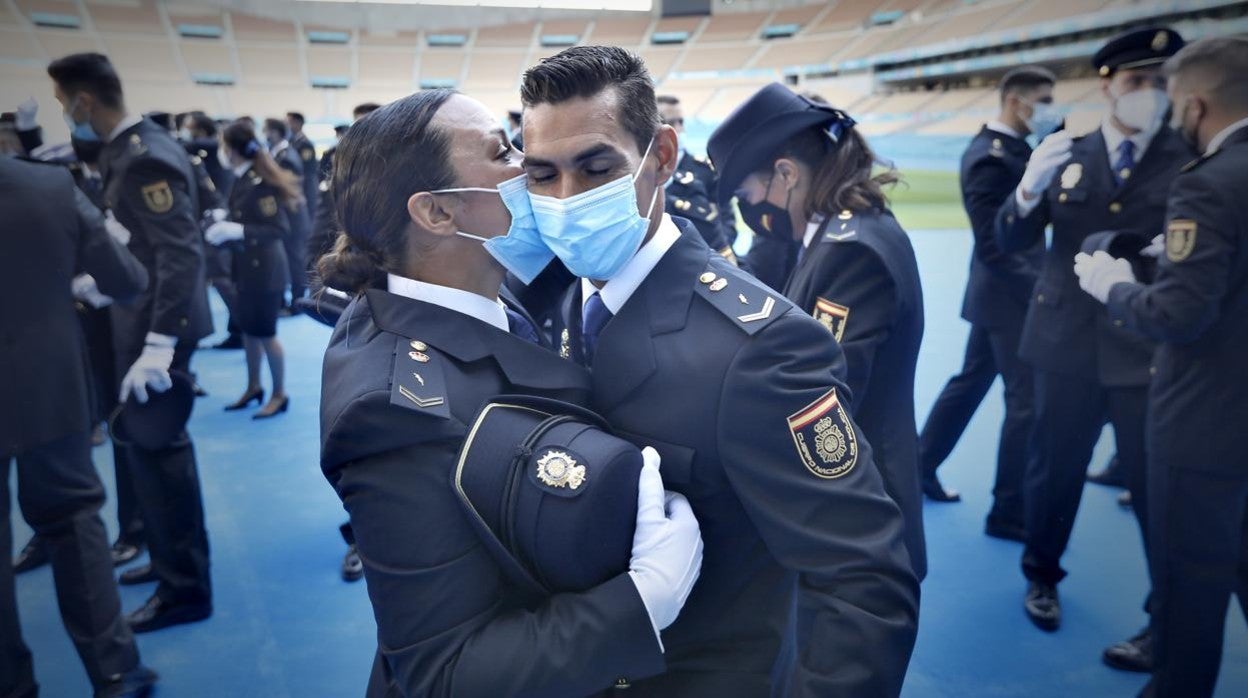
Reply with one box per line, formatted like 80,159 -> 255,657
921,473 -> 961,502
1024,581 -> 1061,631
985,517 -> 1026,543
118,563 -> 157,586
126,594 -> 212,633
1088,455 -> 1126,488
211,333 -> 244,350
111,540 -> 143,566
1103,627 -> 1153,673
95,665 -> 158,698
342,544 -> 364,582
13,536 -> 50,574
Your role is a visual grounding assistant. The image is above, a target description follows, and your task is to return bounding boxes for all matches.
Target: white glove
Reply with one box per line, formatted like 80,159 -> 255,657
627,446 -> 704,648
1074,250 -> 1136,304
119,333 -> 176,404
1016,131 -> 1074,212
104,210 -> 131,246
204,220 -> 244,246
1140,233 -> 1164,258
16,96 -> 38,131
208,208 -> 228,224
71,273 -> 113,308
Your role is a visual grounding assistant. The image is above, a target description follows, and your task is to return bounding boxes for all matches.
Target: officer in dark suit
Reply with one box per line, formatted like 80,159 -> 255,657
657,94 -> 738,265
994,28 -> 1192,665
264,117 -> 310,309
917,67 -> 1054,535
285,111 -> 318,213
49,52 -> 214,633
524,47 -> 919,696
708,83 -> 928,582
1074,36 -> 1248,698
0,155 -> 158,698
318,90 -> 701,696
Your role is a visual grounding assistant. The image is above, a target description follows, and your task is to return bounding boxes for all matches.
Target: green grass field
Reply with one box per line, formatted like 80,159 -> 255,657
731,168 -> 967,247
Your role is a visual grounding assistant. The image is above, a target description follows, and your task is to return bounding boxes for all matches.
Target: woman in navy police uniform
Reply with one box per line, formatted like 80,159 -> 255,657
205,121 -> 300,418
316,90 -> 701,697
709,83 -> 928,581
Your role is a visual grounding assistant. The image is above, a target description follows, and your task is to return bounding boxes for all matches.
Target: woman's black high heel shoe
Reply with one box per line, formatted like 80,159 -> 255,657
224,388 -> 264,411
252,395 -> 289,420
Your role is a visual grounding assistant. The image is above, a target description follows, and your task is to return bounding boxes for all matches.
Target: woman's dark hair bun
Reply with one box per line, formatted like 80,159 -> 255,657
317,232 -> 385,295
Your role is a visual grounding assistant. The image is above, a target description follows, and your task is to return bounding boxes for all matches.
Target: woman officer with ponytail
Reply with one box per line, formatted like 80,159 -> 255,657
204,121 -> 302,418
709,83 -> 928,582
317,89 -> 701,697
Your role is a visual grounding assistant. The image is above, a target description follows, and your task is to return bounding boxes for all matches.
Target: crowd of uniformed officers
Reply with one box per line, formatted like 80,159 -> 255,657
0,25 -> 1245,698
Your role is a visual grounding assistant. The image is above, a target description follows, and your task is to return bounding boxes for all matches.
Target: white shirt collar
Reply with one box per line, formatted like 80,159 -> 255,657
1101,118 -> 1155,162
580,213 -> 682,316
987,120 -> 1021,139
386,273 -> 509,333
271,139 -> 289,154
232,161 -> 251,178
107,114 -> 143,143
1205,117 -> 1248,155
802,213 -> 827,250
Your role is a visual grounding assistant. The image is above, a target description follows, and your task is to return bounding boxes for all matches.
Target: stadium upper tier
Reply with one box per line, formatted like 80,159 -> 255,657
0,0 -> 1237,140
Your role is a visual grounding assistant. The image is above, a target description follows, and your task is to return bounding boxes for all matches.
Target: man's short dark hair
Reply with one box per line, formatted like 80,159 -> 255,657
286,111 -> 305,126
999,65 -> 1057,104
656,94 -> 679,106
187,110 -> 217,137
1165,36 -> 1248,110
520,45 -> 659,155
264,117 -> 289,138
47,52 -> 123,109
352,102 -> 382,119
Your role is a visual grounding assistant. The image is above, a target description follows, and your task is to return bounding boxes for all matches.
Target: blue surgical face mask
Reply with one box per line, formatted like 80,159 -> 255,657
528,138 -> 660,281
431,173 -> 555,285
63,97 -> 99,143
1024,100 -> 1064,141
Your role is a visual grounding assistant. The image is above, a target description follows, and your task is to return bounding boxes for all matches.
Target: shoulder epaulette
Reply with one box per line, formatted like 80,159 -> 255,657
692,262 -> 789,336
389,337 -> 451,419
822,210 -> 861,243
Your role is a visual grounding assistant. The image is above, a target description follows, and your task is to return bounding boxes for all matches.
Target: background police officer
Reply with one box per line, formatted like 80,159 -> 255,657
995,28 -> 1193,670
1074,36 -> 1248,698
1,155 -> 158,698
263,117 -> 310,312
657,94 -> 739,265
917,66 -> 1054,537
49,52 -> 215,633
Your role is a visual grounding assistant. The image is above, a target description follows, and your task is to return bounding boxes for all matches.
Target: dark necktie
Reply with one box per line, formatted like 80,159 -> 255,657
505,306 -> 541,345
581,292 -> 613,368
1113,139 -> 1136,187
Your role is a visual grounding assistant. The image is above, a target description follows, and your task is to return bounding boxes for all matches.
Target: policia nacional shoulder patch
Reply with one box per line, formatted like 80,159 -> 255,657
141,181 -> 173,213
1165,219 -> 1197,263
812,297 -> 849,342
787,388 -> 858,479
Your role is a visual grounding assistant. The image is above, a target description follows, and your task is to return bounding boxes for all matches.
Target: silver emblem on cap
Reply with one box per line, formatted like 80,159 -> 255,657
536,450 -> 586,490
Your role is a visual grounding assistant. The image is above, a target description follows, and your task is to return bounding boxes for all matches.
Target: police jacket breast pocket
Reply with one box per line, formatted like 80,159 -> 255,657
1050,186 -> 1089,208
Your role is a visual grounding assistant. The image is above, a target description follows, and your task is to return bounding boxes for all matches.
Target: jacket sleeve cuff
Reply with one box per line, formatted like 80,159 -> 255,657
1014,187 -> 1041,218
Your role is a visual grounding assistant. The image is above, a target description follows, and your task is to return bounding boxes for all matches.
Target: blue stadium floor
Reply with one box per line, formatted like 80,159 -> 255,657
11,229 -> 1247,696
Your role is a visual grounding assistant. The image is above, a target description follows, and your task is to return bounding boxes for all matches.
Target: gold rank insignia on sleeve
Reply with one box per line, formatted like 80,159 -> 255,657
787,387 -> 858,479
813,297 -> 849,342
259,195 -> 278,217
1165,219 -> 1197,263
140,181 -> 173,213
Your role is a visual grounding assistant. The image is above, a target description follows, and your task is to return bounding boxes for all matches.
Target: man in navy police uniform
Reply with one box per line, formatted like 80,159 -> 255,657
524,46 -> 919,698
995,28 -> 1194,670
1074,36 -> 1248,698
917,66 -> 1053,538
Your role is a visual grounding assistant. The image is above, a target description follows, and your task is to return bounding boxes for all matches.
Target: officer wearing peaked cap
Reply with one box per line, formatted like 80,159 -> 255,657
1073,36 -> 1248,697
708,82 -> 929,583
994,27 -> 1193,665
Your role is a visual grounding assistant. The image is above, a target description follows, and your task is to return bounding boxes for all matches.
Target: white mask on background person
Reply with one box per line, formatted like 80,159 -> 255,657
1024,101 -> 1064,141
1113,87 -> 1168,134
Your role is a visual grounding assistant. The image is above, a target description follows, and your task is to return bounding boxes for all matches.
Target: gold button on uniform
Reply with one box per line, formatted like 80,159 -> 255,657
1037,293 -> 1046,303
1114,319 -> 1124,327
1058,193 -> 1068,203
1109,202 -> 1122,214
1150,366 -> 1157,376
410,340 -> 427,351
699,272 -> 716,284
614,677 -> 630,689
409,351 -> 429,363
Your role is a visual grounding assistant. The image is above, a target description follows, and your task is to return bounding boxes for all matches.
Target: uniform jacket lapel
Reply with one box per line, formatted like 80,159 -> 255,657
592,218 -> 708,408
